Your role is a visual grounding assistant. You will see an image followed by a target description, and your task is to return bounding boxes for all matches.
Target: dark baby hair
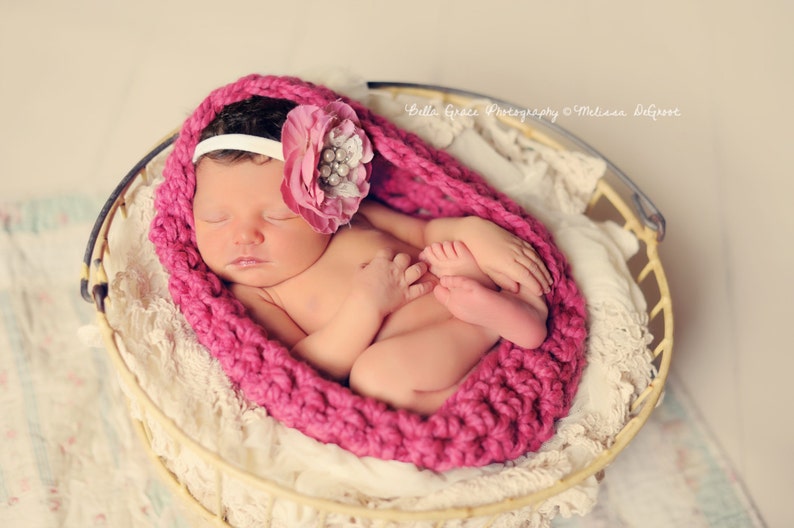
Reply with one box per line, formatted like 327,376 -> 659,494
198,96 -> 298,163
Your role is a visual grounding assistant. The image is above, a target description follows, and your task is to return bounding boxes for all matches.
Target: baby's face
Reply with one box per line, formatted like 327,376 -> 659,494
193,157 -> 330,288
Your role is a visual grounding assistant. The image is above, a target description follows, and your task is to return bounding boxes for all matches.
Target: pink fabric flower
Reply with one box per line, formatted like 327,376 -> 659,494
281,101 -> 374,234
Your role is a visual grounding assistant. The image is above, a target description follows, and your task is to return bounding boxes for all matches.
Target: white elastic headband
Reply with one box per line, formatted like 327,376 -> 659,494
192,134 -> 284,163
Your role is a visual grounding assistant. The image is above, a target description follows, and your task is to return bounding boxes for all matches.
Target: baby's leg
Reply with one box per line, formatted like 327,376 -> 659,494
421,240 -> 548,349
349,319 -> 498,415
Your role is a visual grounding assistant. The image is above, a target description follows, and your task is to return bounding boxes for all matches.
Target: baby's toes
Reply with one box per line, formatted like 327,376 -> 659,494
420,242 -> 443,264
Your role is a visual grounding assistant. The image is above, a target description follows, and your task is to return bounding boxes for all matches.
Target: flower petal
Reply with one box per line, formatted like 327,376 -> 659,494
280,101 -> 373,234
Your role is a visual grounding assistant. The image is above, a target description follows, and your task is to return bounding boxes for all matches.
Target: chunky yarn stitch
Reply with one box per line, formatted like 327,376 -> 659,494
149,74 -> 587,471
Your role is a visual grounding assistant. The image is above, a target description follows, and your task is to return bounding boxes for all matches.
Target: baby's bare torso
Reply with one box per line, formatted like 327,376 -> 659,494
264,221 -> 451,340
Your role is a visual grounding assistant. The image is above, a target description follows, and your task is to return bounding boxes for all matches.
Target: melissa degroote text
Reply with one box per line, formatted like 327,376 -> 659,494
404,102 -> 682,123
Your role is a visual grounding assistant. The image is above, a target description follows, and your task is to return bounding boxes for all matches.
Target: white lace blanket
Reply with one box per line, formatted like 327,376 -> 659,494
91,79 -> 653,527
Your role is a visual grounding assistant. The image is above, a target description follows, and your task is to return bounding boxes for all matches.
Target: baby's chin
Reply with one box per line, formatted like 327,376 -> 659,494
215,270 -> 267,288
225,278 -> 271,289
224,272 -> 289,290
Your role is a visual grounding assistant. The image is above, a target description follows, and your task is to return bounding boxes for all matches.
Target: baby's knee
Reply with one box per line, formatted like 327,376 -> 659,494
350,349 -> 388,396
349,348 -> 413,408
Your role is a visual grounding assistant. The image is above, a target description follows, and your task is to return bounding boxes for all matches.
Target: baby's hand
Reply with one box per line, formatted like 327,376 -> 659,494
353,249 -> 432,316
462,217 -> 552,295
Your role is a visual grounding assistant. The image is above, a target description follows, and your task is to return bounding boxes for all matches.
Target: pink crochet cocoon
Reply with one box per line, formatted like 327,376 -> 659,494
149,74 -> 587,471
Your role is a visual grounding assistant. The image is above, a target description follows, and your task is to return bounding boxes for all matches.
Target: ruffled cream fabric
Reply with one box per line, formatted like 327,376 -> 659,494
102,78 -> 652,528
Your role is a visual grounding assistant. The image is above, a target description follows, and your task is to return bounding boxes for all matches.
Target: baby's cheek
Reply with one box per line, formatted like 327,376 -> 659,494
195,234 -> 221,269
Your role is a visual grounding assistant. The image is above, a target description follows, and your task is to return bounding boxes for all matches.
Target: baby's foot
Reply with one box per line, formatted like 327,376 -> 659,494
434,275 -> 548,349
419,241 -> 493,288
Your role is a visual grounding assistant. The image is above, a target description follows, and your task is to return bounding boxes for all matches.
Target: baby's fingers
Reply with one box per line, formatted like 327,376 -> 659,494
498,260 -> 546,296
489,270 -> 520,294
392,251 -> 412,269
520,259 -> 552,294
523,247 -> 553,288
403,261 -> 428,285
513,247 -> 552,293
406,280 -> 434,301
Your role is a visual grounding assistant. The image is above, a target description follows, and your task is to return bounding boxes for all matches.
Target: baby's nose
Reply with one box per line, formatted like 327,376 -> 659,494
235,223 -> 265,245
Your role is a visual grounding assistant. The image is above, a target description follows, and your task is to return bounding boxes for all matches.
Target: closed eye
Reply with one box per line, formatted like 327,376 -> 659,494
198,214 -> 229,224
266,211 -> 299,222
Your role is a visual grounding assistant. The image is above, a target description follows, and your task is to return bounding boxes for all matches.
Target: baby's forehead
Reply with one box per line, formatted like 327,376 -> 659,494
195,157 -> 283,183
193,168 -> 289,205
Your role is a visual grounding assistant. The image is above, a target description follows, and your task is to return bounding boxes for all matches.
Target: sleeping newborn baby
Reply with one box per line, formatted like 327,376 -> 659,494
191,95 -> 551,414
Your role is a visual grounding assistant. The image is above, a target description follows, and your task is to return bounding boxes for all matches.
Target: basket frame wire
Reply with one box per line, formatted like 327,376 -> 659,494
80,84 -> 673,526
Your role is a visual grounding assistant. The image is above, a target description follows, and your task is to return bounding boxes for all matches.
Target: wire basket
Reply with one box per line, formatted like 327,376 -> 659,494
80,82 -> 672,527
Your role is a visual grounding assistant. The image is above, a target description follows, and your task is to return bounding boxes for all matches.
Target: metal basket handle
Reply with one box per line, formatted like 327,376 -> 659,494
80,133 -> 177,304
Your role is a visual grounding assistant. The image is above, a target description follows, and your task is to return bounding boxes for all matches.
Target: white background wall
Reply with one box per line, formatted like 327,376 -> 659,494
2,1 -> 791,526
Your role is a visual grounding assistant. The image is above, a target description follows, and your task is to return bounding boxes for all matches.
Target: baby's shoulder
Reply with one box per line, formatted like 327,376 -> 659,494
330,219 -> 379,241
326,223 -> 391,258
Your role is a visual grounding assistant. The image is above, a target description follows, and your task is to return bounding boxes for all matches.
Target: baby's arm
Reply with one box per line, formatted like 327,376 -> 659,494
232,249 -> 430,380
291,249 -> 430,378
358,200 -> 552,295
